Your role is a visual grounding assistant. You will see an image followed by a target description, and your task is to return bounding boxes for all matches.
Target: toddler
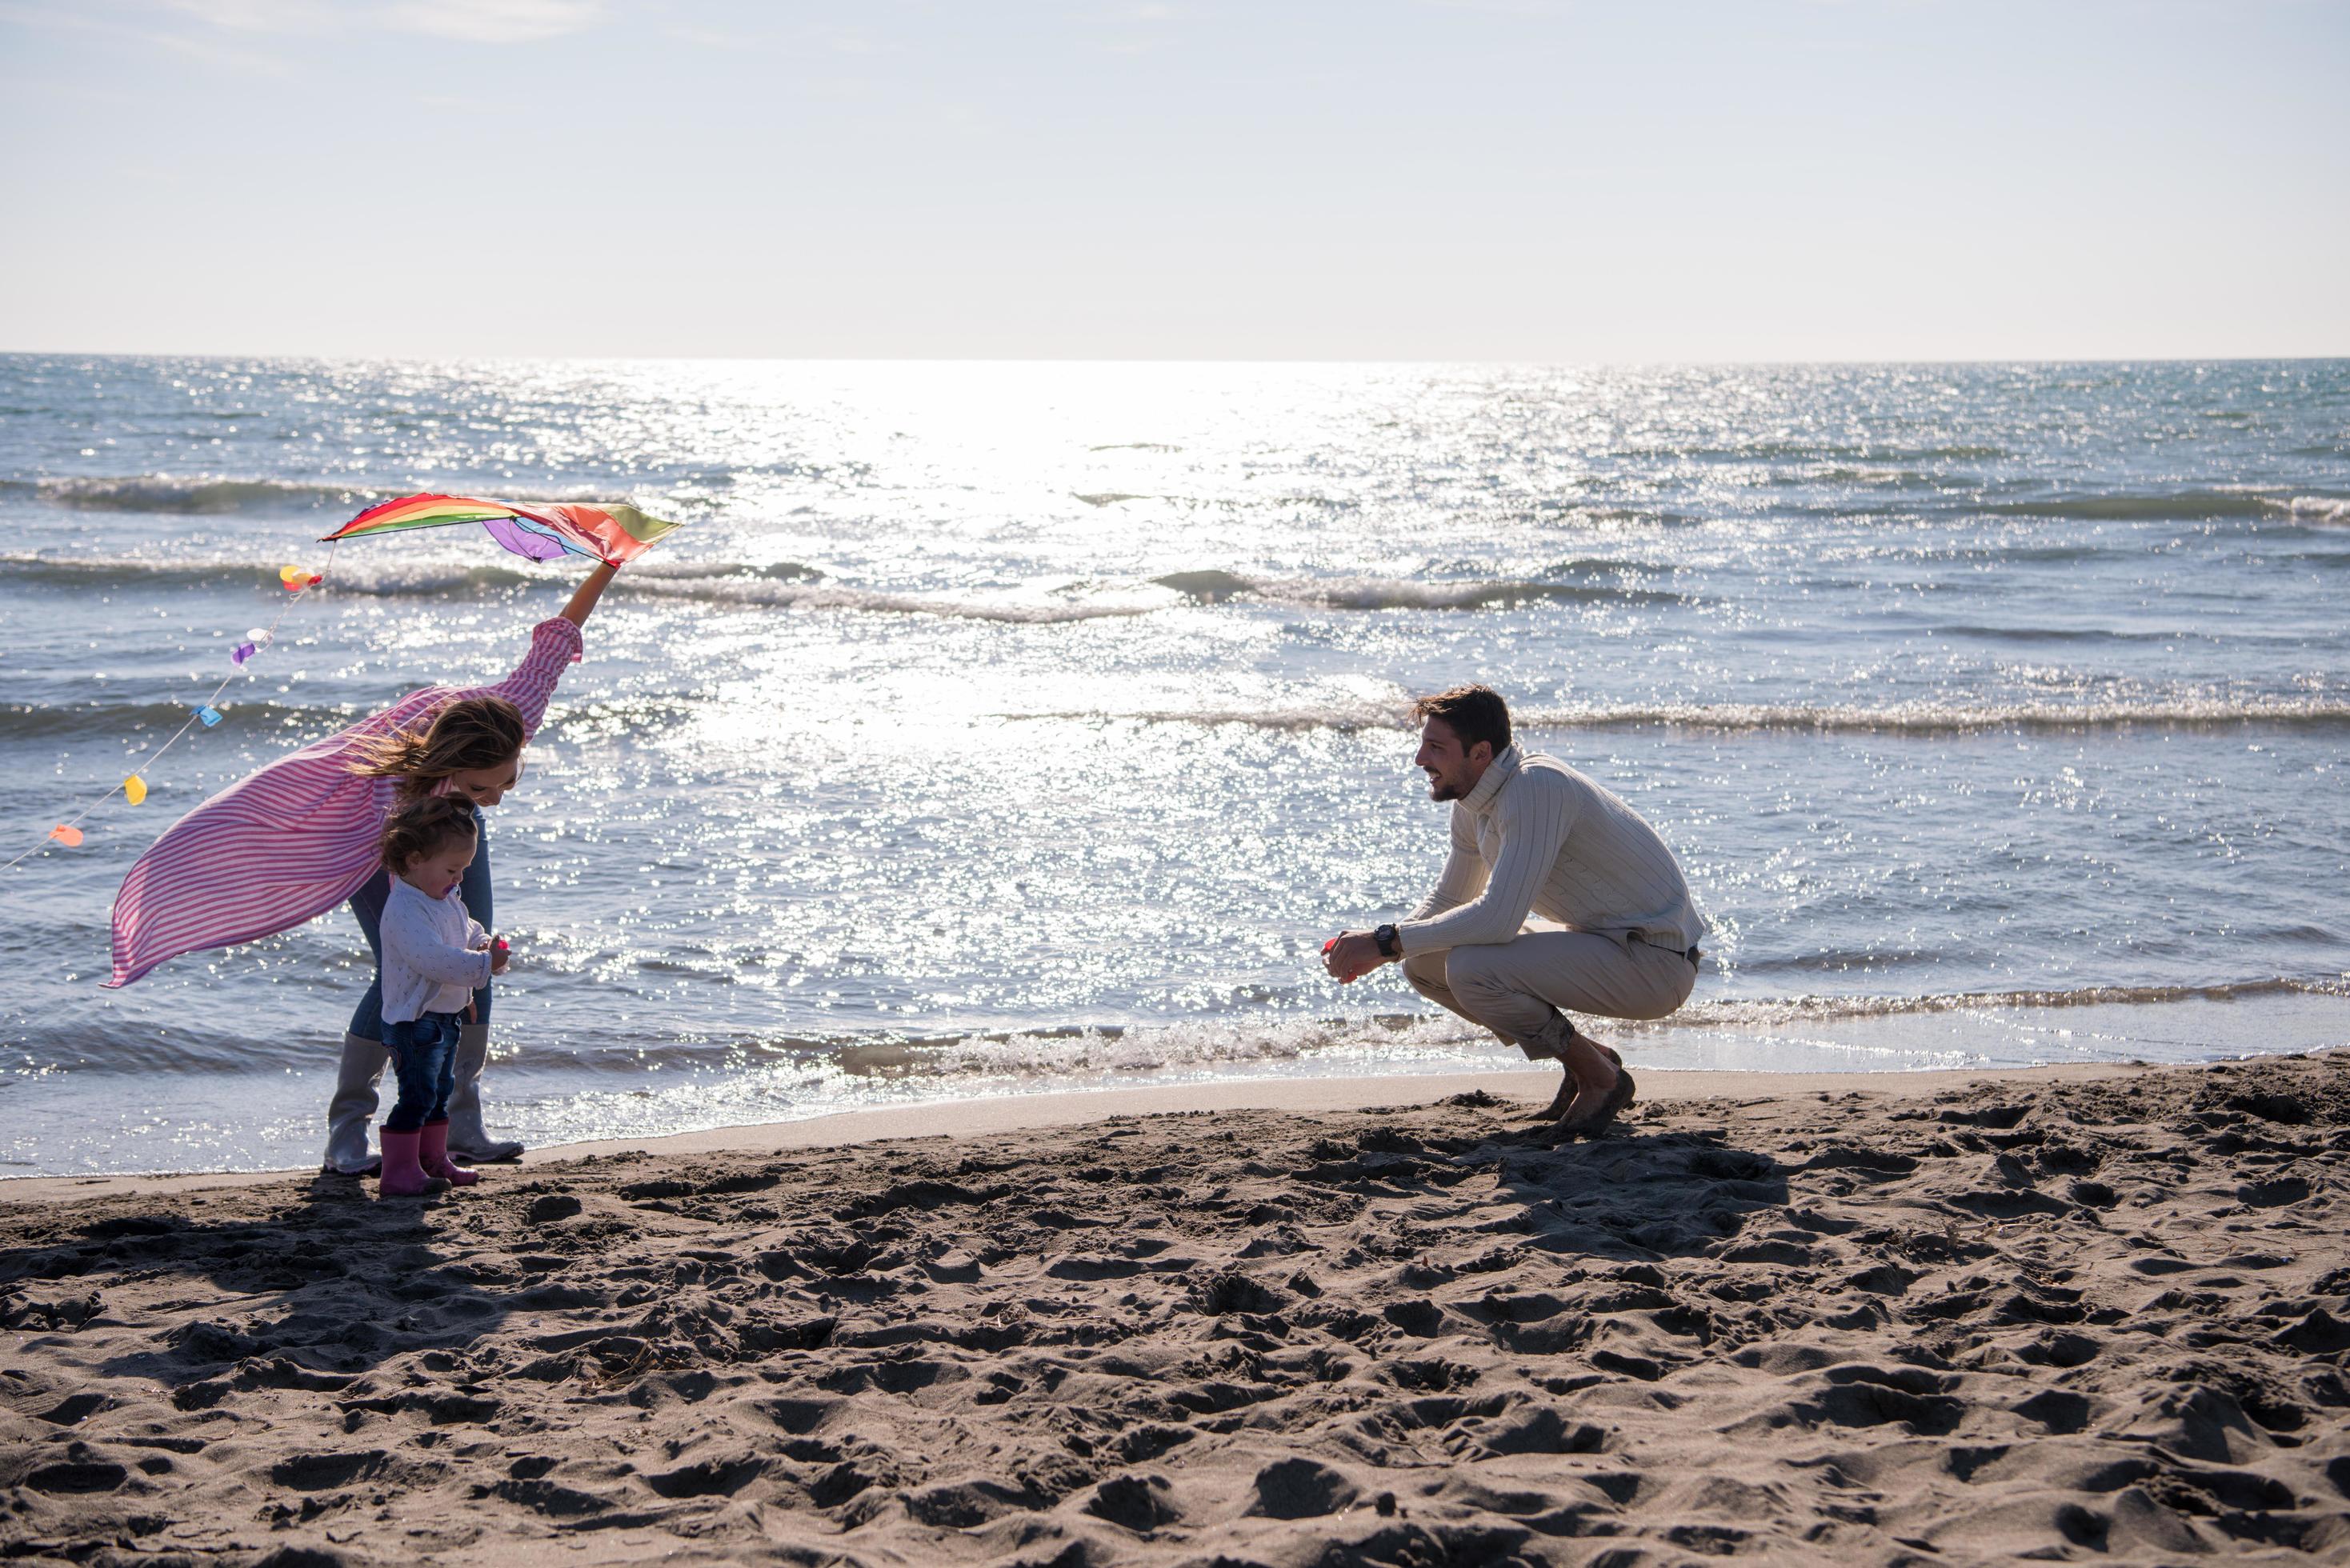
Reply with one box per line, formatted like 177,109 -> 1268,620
374,796 -> 512,1198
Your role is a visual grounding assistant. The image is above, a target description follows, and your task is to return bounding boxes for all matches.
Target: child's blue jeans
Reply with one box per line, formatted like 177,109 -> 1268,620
383,1012 -> 463,1133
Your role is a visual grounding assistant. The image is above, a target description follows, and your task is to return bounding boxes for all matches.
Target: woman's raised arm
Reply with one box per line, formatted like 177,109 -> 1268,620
558,561 -> 619,629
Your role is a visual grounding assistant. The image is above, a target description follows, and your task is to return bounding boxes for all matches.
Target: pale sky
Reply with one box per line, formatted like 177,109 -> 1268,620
2,0 -> 2344,360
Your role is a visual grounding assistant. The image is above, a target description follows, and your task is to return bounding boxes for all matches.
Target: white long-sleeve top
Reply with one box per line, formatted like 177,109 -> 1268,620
1398,743 -> 1707,958
378,876 -> 493,1024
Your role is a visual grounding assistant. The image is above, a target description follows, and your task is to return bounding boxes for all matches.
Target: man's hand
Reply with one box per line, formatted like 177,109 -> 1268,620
1322,931 -> 1391,984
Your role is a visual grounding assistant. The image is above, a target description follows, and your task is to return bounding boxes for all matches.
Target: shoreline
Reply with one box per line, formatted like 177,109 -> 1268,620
0,1059 -> 2156,1207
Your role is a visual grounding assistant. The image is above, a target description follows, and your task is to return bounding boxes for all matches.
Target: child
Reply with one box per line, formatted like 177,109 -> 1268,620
375,797 -> 514,1198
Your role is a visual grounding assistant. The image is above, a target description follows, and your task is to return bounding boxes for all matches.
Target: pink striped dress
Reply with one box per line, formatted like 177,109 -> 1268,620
106,618 -> 583,989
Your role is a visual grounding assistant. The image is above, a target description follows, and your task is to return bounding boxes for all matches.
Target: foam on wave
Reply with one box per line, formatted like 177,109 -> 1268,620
2280,495 -> 2350,525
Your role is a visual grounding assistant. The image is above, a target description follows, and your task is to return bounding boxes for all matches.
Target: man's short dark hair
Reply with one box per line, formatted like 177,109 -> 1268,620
1411,684 -> 1511,757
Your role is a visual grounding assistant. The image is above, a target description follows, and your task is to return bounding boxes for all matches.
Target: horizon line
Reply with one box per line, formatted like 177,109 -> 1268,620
3,350 -> 2348,368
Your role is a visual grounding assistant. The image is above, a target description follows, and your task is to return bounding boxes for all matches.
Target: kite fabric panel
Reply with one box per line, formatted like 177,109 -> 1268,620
322,494 -> 683,566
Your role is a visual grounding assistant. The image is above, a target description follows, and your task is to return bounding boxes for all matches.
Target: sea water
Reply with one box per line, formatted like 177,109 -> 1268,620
1,357 -> 2344,1176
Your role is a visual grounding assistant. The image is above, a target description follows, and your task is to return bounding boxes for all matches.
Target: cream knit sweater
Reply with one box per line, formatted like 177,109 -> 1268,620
1398,744 -> 1707,957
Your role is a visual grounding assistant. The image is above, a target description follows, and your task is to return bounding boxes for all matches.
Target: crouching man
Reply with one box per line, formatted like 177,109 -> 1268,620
1323,684 -> 1707,1138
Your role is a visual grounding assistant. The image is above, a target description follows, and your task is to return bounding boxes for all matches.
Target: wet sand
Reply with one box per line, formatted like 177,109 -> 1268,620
5,1054 -> 2348,1566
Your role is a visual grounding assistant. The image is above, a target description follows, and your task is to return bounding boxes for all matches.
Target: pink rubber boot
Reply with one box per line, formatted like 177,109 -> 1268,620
419,1121 -> 479,1187
377,1127 -> 442,1198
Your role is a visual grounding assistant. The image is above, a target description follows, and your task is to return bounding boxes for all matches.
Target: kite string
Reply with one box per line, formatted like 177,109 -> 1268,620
2,538 -> 342,873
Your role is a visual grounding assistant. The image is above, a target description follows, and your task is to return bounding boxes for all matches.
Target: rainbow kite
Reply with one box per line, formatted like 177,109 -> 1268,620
322,494 -> 683,567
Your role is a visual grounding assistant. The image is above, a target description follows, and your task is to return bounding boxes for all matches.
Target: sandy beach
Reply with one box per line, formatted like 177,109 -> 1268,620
3,1054 -> 2346,1566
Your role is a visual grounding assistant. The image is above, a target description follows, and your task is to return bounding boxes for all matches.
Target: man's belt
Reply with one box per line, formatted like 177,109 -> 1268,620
1631,933 -> 1701,966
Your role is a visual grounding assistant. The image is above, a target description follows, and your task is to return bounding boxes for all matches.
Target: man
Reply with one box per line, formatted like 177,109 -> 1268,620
1323,685 -> 1706,1138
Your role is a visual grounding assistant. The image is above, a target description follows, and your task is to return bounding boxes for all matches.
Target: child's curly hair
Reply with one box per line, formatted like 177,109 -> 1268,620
350,696 -> 527,801
379,795 -> 479,876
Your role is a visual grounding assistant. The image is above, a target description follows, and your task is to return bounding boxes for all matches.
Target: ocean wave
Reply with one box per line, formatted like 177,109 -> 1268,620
0,553 -> 821,598
8,476 -> 378,514
0,698 -> 342,742
0,550 -> 1675,618
1150,569 -> 1680,610
1003,696 -> 2350,735
480,1014 -> 1494,1080
0,690 -> 700,746
828,1012 -> 1486,1078
0,552 -> 1147,620
0,554 -> 273,587
1929,623 -> 2193,644
1982,490 -> 2309,522
1643,976 -> 2350,1031
613,574 -> 1166,625
327,559 -> 826,599
3,474 -> 637,516
0,552 -> 547,596
521,974 -> 2350,1078
2277,495 -> 2350,525
27,972 -> 2347,1082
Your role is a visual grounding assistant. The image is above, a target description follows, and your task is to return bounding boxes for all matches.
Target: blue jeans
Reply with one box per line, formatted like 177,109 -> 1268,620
349,805 -> 491,1038
383,1011 -> 462,1132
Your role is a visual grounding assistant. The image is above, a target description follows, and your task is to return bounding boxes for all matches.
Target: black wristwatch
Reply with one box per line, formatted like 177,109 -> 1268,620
1374,923 -> 1400,958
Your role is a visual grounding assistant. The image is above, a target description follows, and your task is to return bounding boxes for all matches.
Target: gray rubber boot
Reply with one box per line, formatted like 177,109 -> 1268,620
322,1032 -> 388,1175
445,1022 -> 524,1162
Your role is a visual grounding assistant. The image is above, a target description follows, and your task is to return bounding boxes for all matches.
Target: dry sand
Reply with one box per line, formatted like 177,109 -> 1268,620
5,1054 -> 2349,1566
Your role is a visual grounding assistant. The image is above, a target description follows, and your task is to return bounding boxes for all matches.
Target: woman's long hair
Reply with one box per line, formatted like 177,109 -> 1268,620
349,696 -> 527,800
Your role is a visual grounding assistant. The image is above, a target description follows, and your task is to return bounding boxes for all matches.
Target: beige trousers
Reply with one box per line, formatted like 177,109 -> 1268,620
1403,930 -> 1697,1060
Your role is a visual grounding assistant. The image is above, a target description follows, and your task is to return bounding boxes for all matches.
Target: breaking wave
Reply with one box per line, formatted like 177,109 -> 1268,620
2277,495 -> 2350,525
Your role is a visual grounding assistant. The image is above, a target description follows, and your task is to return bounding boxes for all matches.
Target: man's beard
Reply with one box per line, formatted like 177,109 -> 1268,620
1427,771 -> 1462,802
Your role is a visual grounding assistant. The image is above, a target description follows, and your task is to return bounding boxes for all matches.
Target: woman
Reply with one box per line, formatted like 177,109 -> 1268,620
107,561 -> 616,1174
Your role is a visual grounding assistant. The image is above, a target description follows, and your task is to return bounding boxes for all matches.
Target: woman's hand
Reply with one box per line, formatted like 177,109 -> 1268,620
558,560 -> 619,629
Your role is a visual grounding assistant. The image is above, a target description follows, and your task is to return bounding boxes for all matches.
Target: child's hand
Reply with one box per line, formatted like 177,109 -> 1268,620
490,936 -> 512,976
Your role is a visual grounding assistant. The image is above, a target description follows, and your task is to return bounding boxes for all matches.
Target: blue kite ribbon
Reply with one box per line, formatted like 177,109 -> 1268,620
194,705 -> 223,727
